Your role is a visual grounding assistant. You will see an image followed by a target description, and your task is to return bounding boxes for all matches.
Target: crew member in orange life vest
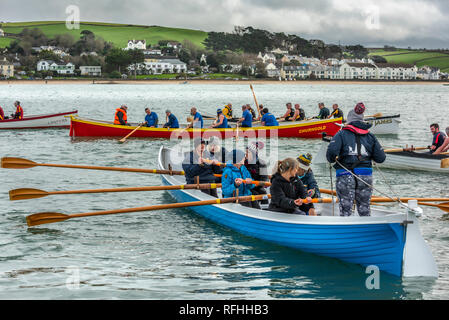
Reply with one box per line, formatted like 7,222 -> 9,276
0,105 -> 5,121
114,105 -> 129,125
13,101 -> 24,120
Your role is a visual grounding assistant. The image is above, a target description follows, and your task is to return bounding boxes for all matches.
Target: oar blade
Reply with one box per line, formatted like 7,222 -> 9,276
1,157 -> 37,169
9,188 -> 49,201
441,158 -> 449,169
26,212 -> 70,227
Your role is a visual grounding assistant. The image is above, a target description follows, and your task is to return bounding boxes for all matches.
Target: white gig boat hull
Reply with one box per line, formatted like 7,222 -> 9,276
0,110 -> 77,129
159,146 -> 437,277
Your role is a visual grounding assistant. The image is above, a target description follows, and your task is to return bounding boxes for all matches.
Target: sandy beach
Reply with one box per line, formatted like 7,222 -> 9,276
0,79 -> 447,85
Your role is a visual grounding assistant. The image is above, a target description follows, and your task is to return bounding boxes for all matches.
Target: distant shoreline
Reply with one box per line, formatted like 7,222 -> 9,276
0,79 -> 447,85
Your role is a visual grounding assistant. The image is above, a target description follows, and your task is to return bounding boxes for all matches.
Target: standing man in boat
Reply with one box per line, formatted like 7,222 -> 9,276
221,149 -> 259,209
163,110 -> 179,129
315,102 -> 330,119
281,103 -> 295,121
296,153 -> 321,200
268,158 -> 316,215
429,123 -> 447,154
210,108 -> 230,128
182,138 -> 221,197
434,127 -> 449,155
293,103 -> 306,121
260,108 -> 279,126
143,107 -> 158,128
328,104 -> 344,121
114,105 -> 129,126
238,105 -> 253,128
13,101 -> 24,120
326,102 -> 386,217
186,107 -> 203,129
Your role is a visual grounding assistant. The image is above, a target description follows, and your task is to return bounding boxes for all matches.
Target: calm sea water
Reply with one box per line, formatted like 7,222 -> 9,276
0,82 -> 448,300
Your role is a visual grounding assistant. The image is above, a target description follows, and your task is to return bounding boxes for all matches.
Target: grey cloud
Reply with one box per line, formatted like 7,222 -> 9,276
0,0 -> 448,48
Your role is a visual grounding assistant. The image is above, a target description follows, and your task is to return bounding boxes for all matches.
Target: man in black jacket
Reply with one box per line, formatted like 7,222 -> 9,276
182,138 -> 221,197
326,102 -> 386,217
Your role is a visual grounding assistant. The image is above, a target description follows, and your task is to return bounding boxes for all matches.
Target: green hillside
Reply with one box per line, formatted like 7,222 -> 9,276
0,21 -> 208,48
369,49 -> 449,73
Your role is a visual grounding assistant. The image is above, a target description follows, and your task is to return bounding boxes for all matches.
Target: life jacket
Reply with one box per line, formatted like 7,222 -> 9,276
15,106 -> 23,120
223,105 -> 232,119
286,108 -> 295,120
114,108 -> 127,125
0,107 -> 4,121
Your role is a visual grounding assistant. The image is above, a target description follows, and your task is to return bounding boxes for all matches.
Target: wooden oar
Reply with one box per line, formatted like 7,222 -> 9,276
364,112 -> 383,118
26,195 -> 334,227
119,124 -> 143,143
1,157 -> 185,175
250,84 -> 261,120
10,180 -> 272,201
418,201 -> 449,213
441,158 -> 449,169
384,146 -> 429,153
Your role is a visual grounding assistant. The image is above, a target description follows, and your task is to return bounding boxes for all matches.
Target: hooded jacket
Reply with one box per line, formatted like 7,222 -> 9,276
221,164 -> 255,198
326,120 -> 386,172
268,172 -> 313,214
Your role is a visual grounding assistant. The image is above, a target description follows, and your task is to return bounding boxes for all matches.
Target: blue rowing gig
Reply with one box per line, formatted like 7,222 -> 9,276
158,146 -> 437,278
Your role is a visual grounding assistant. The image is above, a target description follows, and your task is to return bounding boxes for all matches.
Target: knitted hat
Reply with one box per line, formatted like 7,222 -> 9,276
354,102 -> 365,115
297,153 -> 312,171
346,109 -> 364,124
217,108 -> 223,114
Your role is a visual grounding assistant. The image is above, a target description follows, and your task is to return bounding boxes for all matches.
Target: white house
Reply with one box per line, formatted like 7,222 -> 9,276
125,39 -> 146,50
416,66 -> 440,80
49,62 -> 75,75
265,63 -> 280,78
0,58 -> 14,78
271,48 -> 289,55
166,41 -> 181,49
220,64 -> 242,73
80,66 -> 102,77
129,58 -> 187,75
37,60 -> 55,71
257,52 -> 276,64
339,62 -> 377,80
375,63 -> 417,80
0,29 -> 4,37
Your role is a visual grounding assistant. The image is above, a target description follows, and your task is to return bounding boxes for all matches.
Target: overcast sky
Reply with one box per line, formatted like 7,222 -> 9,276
1,0 -> 448,48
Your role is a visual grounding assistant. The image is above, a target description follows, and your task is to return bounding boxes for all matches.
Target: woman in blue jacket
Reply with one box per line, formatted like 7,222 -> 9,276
221,149 -> 259,209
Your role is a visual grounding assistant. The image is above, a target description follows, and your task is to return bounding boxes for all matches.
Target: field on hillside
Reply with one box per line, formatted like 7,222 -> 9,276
0,21 -> 208,48
369,49 -> 449,72
0,37 -> 14,48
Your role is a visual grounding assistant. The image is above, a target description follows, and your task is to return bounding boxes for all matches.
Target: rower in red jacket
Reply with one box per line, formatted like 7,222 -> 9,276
13,101 -> 24,120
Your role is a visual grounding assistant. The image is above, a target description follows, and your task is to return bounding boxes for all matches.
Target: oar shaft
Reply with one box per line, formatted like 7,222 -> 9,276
36,163 -> 185,175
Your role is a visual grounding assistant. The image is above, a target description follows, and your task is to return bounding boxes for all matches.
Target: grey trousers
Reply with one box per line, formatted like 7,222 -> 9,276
336,174 -> 373,216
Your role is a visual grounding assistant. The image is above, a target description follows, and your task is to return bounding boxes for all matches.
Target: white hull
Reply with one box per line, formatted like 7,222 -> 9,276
314,140 -> 449,173
0,111 -> 77,129
366,116 -> 401,135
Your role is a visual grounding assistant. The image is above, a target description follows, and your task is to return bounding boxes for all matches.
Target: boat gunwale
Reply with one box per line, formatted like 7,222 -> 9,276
0,110 -> 78,123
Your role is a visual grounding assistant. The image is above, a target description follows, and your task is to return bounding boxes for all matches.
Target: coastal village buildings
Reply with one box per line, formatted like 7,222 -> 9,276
125,39 -> 146,50
80,66 -> 102,77
128,57 -> 187,75
36,60 -> 75,75
0,57 -> 14,78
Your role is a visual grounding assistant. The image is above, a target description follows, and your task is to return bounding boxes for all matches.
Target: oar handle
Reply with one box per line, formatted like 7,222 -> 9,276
119,124 -> 143,143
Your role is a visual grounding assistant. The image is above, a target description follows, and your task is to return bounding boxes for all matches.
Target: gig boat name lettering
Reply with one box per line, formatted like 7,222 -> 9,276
298,125 -> 326,134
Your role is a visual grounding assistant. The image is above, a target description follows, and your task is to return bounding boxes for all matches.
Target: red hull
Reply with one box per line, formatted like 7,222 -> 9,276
69,116 -> 342,139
